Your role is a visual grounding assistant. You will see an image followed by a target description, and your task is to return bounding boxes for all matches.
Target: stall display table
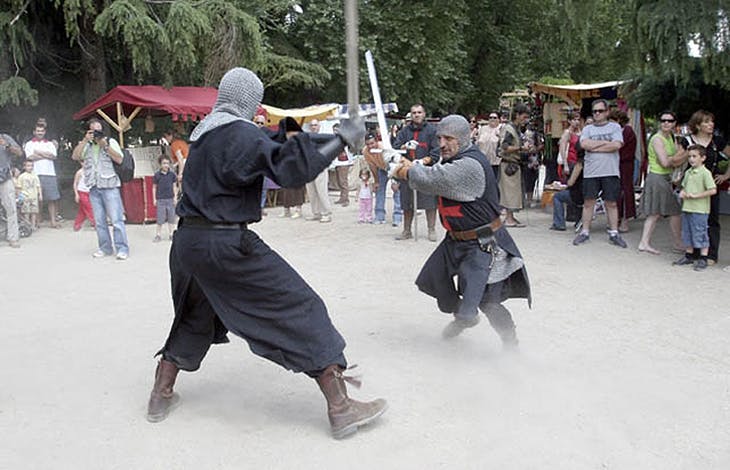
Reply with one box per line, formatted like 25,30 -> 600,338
120,146 -> 162,224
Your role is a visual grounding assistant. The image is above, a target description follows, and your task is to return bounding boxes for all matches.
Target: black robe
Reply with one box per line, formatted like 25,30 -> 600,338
158,120 -> 346,376
410,146 -> 532,318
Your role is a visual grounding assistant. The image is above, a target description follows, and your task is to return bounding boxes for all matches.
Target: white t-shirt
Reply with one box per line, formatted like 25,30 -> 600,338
580,121 -> 623,178
23,139 -> 57,176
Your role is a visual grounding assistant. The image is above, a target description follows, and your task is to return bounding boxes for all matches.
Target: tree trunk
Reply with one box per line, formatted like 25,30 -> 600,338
79,15 -> 107,103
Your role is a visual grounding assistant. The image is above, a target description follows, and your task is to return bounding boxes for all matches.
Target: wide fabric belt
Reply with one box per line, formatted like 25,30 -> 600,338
448,218 -> 502,241
179,217 -> 247,230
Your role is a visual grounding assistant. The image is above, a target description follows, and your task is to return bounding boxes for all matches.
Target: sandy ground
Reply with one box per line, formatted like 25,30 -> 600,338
2,195 -> 730,470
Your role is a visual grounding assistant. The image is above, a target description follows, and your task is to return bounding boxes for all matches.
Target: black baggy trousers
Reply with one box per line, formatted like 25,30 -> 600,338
158,226 -> 347,376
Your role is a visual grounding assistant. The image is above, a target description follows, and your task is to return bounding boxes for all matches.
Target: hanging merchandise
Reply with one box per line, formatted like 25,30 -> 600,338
145,114 -> 155,133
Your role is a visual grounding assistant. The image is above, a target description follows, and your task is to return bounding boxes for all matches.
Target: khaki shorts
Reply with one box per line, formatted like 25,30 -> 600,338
22,197 -> 39,214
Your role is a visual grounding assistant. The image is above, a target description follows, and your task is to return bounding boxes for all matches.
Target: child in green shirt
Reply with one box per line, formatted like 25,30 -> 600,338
673,145 -> 717,270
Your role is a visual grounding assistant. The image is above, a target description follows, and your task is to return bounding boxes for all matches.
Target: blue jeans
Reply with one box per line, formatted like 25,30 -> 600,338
89,186 -> 129,255
393,187 -> 403,224
552,189 -> 571,229
374,169 -> 388,222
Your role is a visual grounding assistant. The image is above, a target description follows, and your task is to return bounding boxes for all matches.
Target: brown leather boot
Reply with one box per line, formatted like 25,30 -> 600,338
146,359 -> 181,423
315,365 -> 388,439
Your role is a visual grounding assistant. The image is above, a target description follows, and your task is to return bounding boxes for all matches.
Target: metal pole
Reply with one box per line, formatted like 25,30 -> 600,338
344,0 -> 359,120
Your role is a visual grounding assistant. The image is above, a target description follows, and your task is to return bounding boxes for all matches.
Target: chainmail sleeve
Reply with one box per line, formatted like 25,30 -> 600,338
408,157 -> 485,202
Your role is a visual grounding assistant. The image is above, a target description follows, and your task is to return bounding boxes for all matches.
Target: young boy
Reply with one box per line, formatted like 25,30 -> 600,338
152,156 -> 178,242
73,162 -> 95,231
673,145 -> 717,271
18,160 -> 42,230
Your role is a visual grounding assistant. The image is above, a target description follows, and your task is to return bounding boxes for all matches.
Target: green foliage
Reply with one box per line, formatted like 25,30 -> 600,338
636,0 -> 730,89
0,77 -> 39,107
1,3 -> 36,69
4,0 -> 730,126
537,77 -> 576,86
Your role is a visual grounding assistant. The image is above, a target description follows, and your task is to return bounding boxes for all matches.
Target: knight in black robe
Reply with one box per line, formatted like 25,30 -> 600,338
145,68 -> 387,439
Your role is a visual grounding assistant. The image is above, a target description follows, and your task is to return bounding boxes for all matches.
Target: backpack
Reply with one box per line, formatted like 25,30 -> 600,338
114,148 -> 135,183
498,122 -> 522,164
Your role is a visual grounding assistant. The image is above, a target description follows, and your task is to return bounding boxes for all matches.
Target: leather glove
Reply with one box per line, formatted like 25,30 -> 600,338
392,158 -> 414,180
337,117 -> 366,151
382,148 -> 401,166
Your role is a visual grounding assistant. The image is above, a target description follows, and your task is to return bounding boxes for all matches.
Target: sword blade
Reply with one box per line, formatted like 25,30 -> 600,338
365,50 -> 392,150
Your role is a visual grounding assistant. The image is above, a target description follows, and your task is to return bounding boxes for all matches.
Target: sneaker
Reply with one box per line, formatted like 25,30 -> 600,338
279,211 -> 291,218
153,235 -> 162,243
427,229 -> 437,242
672,255 -> 694,266
374,220 -> 386,225
549,224 -> 566,231
116,252 -> 129,261
693,259 -> 708,271
290,211 -> 301,219
572,232 -> 590,245
305,215 -> 321,221
320,215 -> 332,223
442,315 -> 481,339
608,233 -> 627,248
92,250 -> 109,258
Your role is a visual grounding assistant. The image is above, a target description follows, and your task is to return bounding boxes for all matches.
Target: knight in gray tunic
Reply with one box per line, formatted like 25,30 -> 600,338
392,115 -> 532,346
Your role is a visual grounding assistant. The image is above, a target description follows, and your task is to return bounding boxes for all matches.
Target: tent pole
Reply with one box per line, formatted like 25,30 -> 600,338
124,106 -> 142,132
116,102 -> 124,147
95,109 -> 122,134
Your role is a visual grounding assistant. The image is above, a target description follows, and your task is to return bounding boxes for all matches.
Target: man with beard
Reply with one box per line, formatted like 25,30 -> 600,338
146,68 -> 387,439
391,115 -> 531,347
392,103 -> 440,241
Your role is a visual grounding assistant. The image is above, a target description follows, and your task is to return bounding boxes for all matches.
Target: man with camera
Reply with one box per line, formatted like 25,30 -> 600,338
391,115 -> 531,347
71,118 -> 130,260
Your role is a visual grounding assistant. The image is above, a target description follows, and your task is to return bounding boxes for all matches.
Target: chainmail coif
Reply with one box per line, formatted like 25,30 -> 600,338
190,67 -> 264,141
436,115 -> 471,152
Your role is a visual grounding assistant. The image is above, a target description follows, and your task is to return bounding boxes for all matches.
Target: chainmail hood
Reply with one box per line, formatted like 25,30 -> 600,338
436,115 -> 471,152
190,67 -> 264,141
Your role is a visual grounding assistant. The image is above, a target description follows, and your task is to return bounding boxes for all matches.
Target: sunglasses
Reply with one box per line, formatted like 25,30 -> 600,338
660,119 -> 676,123
592,109 -> 607,114
489,116 -> 498,119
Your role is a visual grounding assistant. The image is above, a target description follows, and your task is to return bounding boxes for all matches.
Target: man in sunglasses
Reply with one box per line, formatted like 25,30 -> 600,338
573,99 -> 627,248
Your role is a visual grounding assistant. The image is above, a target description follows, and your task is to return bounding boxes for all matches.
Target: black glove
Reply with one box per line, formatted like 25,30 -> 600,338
337,117 -> 366,151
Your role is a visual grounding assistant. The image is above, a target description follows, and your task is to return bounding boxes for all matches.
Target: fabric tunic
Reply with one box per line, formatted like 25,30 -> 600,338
498,122 -> 523,210
392,121 -> 440,211
408,145 -> 531,319
161,120 -> 347,374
